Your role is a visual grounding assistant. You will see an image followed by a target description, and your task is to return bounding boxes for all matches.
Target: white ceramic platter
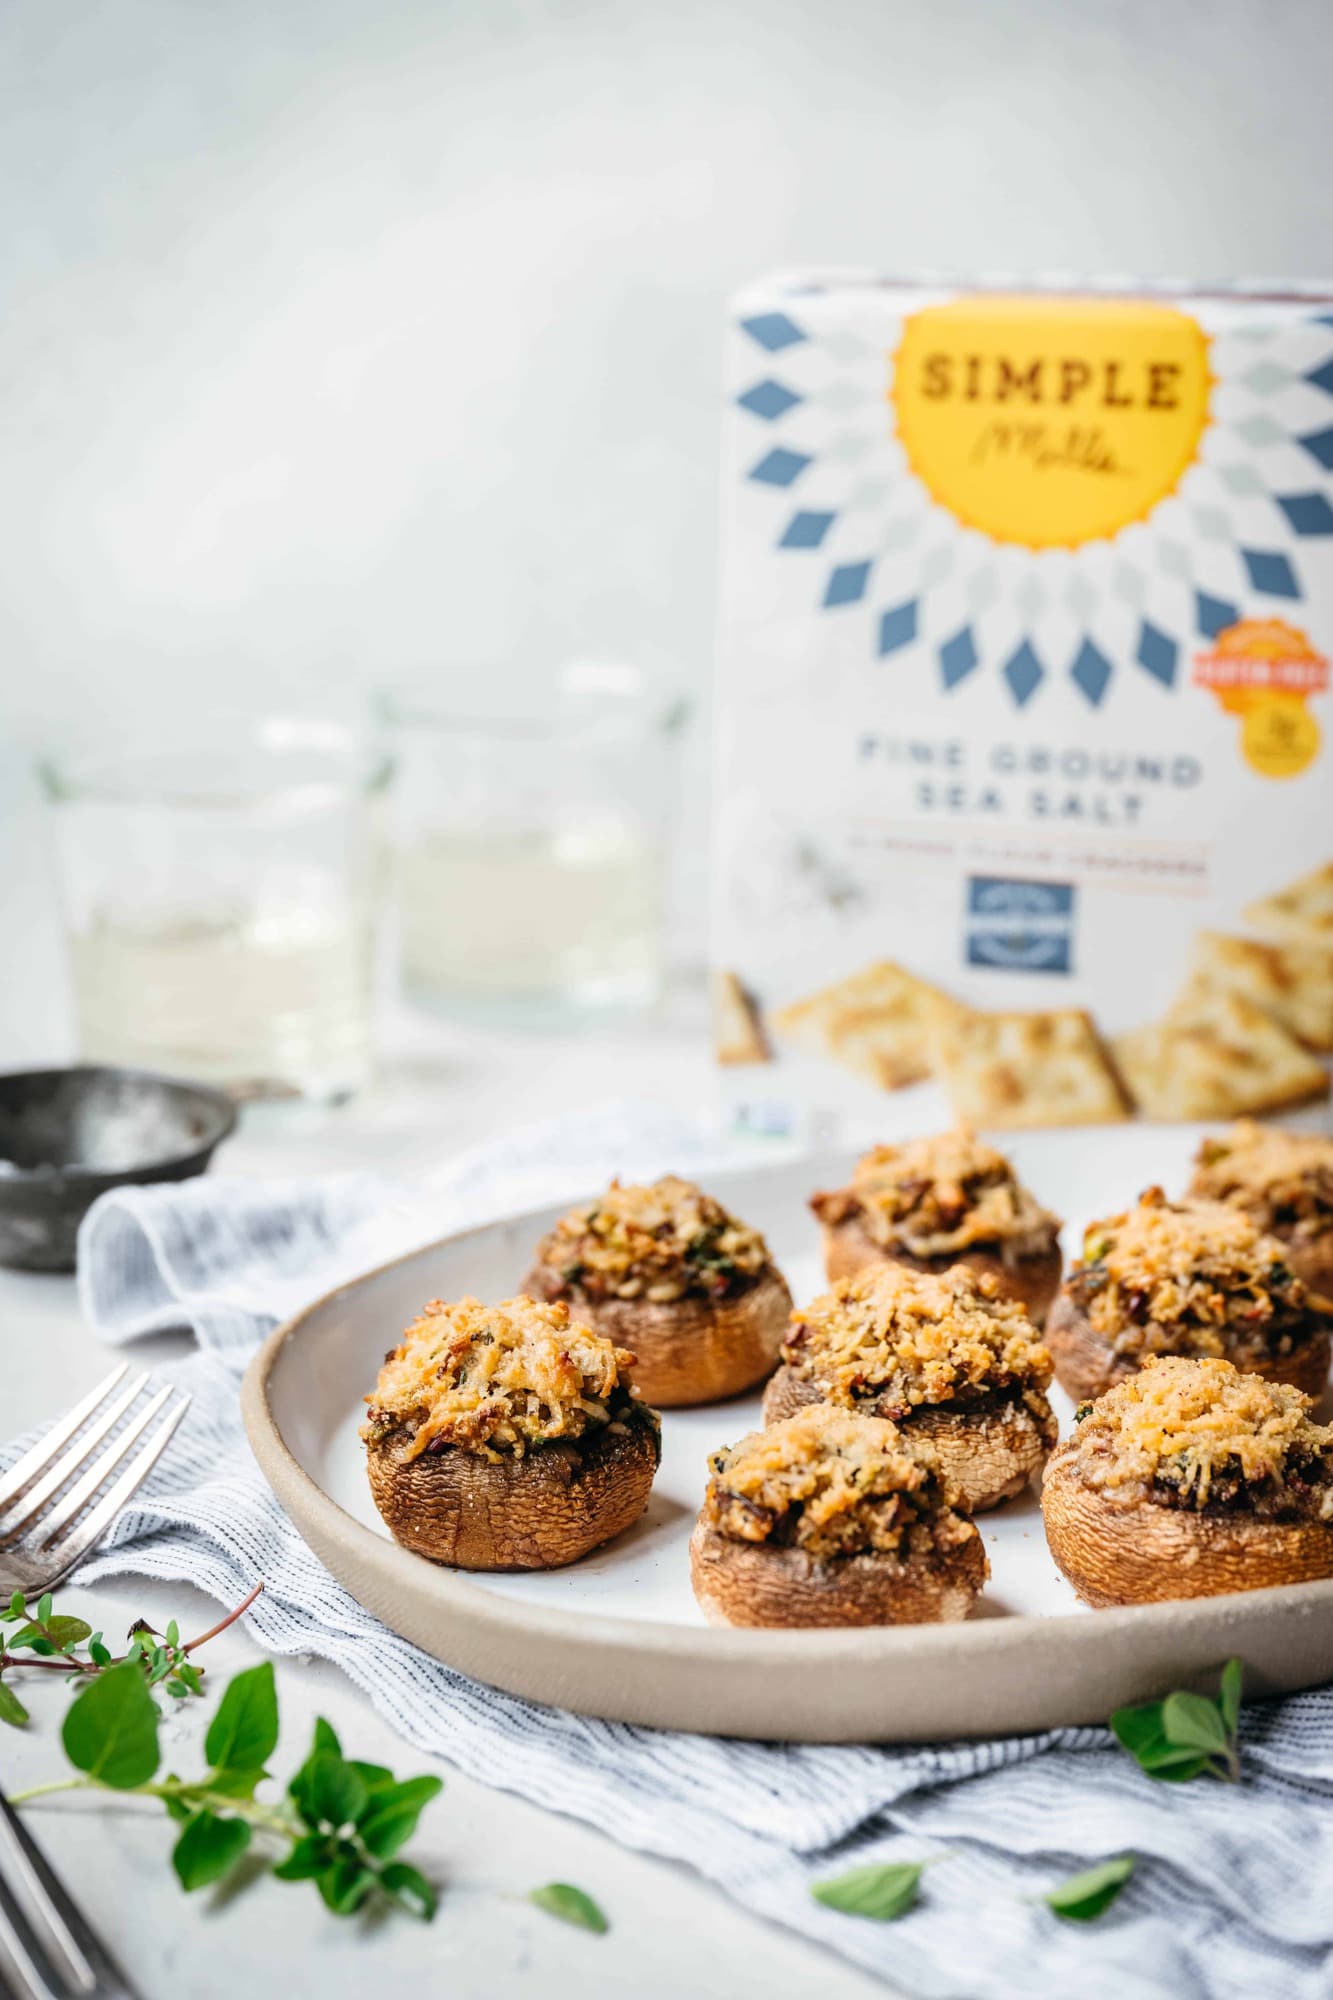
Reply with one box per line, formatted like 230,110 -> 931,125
242,1124 -> 1333,1741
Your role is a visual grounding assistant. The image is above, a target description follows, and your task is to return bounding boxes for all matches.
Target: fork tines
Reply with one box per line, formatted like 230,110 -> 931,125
0,1367 -> 190,1589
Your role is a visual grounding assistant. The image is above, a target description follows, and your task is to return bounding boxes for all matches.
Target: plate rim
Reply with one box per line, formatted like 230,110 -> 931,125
241,1177 -> 1333,1732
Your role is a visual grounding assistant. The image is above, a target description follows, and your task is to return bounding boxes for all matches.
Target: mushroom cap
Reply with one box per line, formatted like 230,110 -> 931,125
521,1264 -> 792,1407
1277,1232 -> 1333,1301
687,1516 -> 987,1628
819,1217 -> 1062,1325
366,1414 -> 659,1570
761,1365 -> 1053,1511
1045,1291 -> 1332,1403
1042,1445 -> 1333,1607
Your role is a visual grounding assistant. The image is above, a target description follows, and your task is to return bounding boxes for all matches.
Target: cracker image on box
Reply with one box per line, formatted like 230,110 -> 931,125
1114,985 -> 1328,1120
1188,931 -> 1333,1053
773,960 -> 962,1089
1245,862 -> 1333,947
714,273 -> 1333,1137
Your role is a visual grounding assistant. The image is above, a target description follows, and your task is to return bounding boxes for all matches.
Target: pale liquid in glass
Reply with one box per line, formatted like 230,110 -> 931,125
69,897 -> 373,1099
399,820 -> 660,1018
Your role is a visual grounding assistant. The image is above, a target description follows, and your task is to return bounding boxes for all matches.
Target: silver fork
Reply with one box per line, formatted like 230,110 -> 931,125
0,1786 -> 139,1999
0,1367 -> 190,1598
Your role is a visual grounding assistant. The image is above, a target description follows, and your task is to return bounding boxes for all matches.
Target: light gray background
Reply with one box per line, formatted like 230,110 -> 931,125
0,0 -> 1330,1011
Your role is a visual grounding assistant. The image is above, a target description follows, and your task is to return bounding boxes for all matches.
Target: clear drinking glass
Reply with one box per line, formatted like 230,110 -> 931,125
41,717 -> 391,1102
381,672 -> 674,1024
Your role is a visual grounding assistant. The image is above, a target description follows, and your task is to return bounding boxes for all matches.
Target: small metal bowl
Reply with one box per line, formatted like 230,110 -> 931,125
0,1066 -> 238,1273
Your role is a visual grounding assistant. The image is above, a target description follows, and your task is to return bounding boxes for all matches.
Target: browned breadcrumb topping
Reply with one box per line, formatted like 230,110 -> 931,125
783,1263 -> 1053,1422
1063,1356 -> 1333,1520
810,1127 -> 1059,1266
703,1407 -> 976,1562
1067,1186 -> 1315,1368
361,1294 -> 657,1462
1191,1122 -> 1333,1250
532,1175 -> 772,1304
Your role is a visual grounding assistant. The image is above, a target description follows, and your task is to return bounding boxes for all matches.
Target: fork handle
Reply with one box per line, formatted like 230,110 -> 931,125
0,1795 -> 140,2000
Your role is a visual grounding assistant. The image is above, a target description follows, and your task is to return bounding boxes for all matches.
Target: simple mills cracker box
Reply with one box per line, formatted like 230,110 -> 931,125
713,274 -> 1333,1139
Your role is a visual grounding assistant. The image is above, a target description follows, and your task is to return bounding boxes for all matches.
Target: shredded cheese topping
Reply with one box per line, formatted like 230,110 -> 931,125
1063,1355 -> 1333,1517
362,1294 -> 649,1461
703,1407 -> 969,1561
783,1263 -> 1052,1417
1068,1186 -> 1311,1363
533,1175 -> 771,1303
811,1127 -> 1059,1263
1191,1121 -> 1333,1247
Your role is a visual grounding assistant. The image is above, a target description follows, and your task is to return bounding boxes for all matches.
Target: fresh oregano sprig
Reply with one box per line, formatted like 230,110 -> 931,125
8,1659 -> 441,1919
1111,1658 -> 1242,1784
0,1582 -> 265,1725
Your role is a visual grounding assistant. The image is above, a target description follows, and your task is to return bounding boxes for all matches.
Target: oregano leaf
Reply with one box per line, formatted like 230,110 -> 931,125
811,1862 -> 924,1921
62,1660 -> 160,1789
379,1860 -> 437,1920
172,1812 -> 251,1892
1218,1658 -> 1243,1736
1161,1691 -> 1230,1758
205,1663 -> 279,1774
1045,1855 -> 1135,1922
529,1883 -> 609,1933
0,1681 -> 29,1729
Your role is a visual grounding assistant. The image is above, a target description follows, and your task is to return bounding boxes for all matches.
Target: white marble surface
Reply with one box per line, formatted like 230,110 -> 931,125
1,1003 -> 890,2000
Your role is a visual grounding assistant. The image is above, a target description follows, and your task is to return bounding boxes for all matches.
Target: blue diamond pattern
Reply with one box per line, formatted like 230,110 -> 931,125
1196,590 -> 1239,639
737,379 -> 802,421
780,510 -> 835,550
824,561 -> 871,607
1137,620 -> 1178,687
1276,491 -> 1333,536
878,601 -> 918,654
740,312 -> 806,353
1069,638 -> 1112,706
1003,640 -> 1044,707
749,447 -> 810,487
1306,356 -> 1333,397
1298,426 -> 1333,471
1241,547 -> 1301,599
939,626 -> 979,690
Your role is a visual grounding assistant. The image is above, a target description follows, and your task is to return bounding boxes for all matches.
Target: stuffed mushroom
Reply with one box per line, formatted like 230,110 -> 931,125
688,1405 -> 987,1628
1189,1121 -> 1333,1297
809,1128 -> 1062,1322
763,1263 -> 1056,1511
523,1175 -> 791,1406
362,1294 -> 660,1569
1043,1354 -> 1333,1607
1046,1185 -> 1331,1403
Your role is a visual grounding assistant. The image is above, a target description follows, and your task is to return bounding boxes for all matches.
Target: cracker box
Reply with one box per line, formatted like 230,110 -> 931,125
713,274 -> 1333,1139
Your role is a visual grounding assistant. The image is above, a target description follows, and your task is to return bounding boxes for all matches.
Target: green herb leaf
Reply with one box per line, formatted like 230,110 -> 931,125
1218,1658 -> 1243,1735
205,1766 -> 268,1802
36,1594 -> 53,1625
7,1624 -> 46,1650
356,1775 -> 444,1860
810,1862 -> 924,1922
529,1883 -> 609,1934
305,1754 -> 368,1830
1161,1691 -> 1230,1758
378,1860 -> 437,1921
62,1660 -> 160,1789
313,1717 -> 342,1757
6,1592 -> 24,1619
0,1681 -> 29,1729
88,1639 -> 112,1669
174,1661 -> 203,1696
205,1663 -> 279,1774
349,1760 -> 394,1793
317,1851 -> 375,1916
273,1834 -> 336,1882
45,1617 -> 92,1650
160,1775 -> 193,1824
172,1811 -> 252,1892
165,1621 -> 180,1648
1044,1855 -> 1135,1922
